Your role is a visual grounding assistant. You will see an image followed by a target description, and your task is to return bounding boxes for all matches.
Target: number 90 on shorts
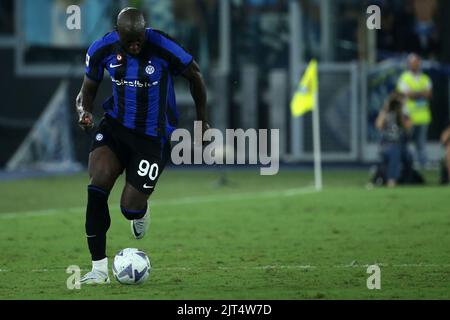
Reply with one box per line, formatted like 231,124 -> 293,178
137,160 -> 159,180
128,159 -> 162,194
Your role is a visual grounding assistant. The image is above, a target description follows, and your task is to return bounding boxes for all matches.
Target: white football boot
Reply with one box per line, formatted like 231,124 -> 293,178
79,269 -> 110,285
80,257 -> 110,285
131,209 -> 150,240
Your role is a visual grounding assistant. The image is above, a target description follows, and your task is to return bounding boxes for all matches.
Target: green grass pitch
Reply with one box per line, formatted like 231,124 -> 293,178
0,168 -> 449,299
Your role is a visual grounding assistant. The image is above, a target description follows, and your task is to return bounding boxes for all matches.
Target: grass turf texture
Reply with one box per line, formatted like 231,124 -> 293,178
0,168 -> 449,299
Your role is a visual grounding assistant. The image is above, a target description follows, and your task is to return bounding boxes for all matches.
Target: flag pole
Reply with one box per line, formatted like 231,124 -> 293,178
312,75 -> 323,191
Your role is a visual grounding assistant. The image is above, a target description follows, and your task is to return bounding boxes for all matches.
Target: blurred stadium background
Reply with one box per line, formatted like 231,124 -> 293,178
1,0 -> 449,171
1,0 -> 450,299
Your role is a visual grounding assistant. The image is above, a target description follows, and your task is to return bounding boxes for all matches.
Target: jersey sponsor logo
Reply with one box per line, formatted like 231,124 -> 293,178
95,133 -> 104,141
110,77 -> 156,88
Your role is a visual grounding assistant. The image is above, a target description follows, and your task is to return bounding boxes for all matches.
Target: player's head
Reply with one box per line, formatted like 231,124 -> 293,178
407,53 -> 421,73
116,7 -> 146,55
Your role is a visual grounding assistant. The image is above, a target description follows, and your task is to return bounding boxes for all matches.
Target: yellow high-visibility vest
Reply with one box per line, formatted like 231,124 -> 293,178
397,71 -> 432,125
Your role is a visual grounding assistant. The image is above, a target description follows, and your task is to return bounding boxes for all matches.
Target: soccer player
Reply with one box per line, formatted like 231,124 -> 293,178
76,7 -> 208,284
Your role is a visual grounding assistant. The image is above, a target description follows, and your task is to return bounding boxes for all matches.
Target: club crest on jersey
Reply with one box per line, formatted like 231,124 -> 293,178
116,54 -> 123,62
95,133 -> 104,141
145,64 -> 155,75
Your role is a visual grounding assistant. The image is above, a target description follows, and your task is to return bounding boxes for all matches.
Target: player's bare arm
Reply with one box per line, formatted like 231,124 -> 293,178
183,60 -> 209,132
76,76 -> 100,131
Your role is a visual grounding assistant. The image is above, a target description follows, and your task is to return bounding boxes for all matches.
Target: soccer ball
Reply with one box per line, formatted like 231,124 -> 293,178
112,248 -> 151,285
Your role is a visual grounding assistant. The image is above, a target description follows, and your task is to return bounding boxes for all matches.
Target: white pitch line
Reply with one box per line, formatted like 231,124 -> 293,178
392,263 -> 450,268
256,265 -> 316,270
0,186 -> 318,220
334,263 -> 450,268
0,208 -> 82,220
2,263 -> 450,274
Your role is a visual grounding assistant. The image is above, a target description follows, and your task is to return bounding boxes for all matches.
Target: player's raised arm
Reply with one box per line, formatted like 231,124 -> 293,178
182,60 -> 209,131
76,76 -> 100,131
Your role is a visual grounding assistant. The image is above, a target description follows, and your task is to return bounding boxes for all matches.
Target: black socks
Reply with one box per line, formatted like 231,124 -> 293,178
85,185 -> 111,261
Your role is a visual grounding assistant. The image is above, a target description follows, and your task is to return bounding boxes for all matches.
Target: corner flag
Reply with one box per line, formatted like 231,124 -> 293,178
290,59 -> 318,117
290,59 -> 322,191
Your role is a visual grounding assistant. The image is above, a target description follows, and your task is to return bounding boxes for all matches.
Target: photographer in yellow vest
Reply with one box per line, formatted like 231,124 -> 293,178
397,53 -> 433,169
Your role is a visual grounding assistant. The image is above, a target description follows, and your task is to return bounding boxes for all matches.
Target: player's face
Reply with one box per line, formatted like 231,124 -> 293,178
119,30 -> 145,56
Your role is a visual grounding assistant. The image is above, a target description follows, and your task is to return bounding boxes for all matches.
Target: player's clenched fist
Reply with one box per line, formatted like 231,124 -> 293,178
77,106 -> 94,130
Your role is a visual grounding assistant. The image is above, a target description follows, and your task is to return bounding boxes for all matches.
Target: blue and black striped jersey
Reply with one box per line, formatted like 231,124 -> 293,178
85,28 -> 193,138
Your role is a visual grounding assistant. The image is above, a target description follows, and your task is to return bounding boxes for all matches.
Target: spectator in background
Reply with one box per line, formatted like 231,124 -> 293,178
395,0 -> 440,59
376,1 -> 399,55
172,0 -> 209,69
396,53 -> 432,169
409,0 -> 440,60
375,93 -> 412,187
440,124 -> 450,185
137,0 -> 176,36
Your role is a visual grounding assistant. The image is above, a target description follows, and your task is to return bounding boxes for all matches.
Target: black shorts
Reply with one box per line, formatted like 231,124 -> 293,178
90,115 -> 171,195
